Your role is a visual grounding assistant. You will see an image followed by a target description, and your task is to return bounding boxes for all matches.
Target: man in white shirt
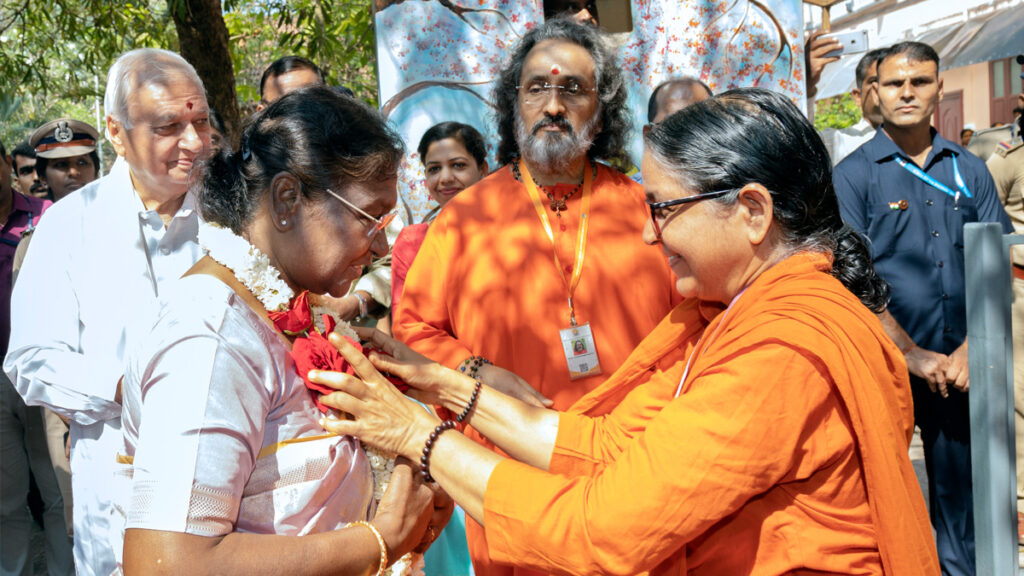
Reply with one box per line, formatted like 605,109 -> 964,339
821,48 -> 887,166
4,48 -> 211,576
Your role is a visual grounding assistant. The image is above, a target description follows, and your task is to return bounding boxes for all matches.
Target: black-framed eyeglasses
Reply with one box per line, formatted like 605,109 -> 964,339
646,189 -> 733,240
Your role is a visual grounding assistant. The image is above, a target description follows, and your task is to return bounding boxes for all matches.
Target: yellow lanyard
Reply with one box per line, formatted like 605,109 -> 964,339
518,158 -> 593,326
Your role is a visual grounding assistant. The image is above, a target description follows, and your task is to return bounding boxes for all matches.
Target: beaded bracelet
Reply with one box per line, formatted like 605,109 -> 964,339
421,420 -> 458,483
456,379 -> 483,423
459,355 -> 492,379
345,520 -> 388,576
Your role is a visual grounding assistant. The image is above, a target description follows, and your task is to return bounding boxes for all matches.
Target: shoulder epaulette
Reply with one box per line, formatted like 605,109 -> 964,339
995,139 -> 1023,158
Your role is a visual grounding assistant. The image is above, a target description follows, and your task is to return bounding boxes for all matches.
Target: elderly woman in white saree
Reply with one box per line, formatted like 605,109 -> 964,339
116,86 -> 444,575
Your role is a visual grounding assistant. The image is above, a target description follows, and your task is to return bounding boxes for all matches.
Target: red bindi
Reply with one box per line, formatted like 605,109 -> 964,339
187,102 -> 193,110
551,65 -> 560,75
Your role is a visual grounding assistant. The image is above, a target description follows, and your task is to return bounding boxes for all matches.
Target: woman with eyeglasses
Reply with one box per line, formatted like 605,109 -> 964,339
117,86 -> 442,575
310,88 -> 940,575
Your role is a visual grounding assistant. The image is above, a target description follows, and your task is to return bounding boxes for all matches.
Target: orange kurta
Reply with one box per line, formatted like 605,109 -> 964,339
394,164 -> 678,575
483,253 -> 939,576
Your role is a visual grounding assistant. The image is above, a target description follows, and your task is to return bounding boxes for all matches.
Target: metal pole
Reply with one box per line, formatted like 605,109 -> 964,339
965,222 -> 1017,575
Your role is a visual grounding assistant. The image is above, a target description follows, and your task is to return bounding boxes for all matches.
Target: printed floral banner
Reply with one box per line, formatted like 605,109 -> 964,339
374,0 -> 804,224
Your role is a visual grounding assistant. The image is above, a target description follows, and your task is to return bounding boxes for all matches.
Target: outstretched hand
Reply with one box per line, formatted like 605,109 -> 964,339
476,364 -> 553,408
352,327 -> 552,408
310,332 -> 439,460
350,326 -> 454,405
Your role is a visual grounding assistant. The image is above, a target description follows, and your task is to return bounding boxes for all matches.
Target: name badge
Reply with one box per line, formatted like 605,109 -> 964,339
559,322 -> 602,380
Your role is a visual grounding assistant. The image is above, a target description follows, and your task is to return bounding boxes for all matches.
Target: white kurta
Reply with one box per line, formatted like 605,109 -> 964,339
4,159 -> 203,576
120,274 -> 373,541
821,118 -> 877,167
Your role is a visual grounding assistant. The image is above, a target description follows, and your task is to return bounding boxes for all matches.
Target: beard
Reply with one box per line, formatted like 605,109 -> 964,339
515,111 -> 599,174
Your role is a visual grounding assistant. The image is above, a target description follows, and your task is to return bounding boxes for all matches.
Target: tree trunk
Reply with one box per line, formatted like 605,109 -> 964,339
168,0 -> 241,146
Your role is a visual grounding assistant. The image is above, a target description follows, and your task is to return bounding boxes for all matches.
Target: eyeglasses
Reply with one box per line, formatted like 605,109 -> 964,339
516,80 -> 597,109
646,189 -> 734,241
324,188 -> 397,239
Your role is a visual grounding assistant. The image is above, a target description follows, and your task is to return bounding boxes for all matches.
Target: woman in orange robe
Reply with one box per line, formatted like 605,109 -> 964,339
312,88 -> 940,575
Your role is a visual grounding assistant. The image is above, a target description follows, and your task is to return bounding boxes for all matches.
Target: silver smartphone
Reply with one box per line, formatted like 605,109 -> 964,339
822,30 -> 869,58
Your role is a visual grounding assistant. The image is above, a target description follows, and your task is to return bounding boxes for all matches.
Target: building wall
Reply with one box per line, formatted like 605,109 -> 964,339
941,62 -> 990,131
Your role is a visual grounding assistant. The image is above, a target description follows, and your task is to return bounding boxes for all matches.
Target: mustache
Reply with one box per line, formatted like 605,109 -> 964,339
532,115 -> 573,135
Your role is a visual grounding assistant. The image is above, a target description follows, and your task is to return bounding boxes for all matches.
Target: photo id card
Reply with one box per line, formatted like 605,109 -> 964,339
559,322 -> 602,380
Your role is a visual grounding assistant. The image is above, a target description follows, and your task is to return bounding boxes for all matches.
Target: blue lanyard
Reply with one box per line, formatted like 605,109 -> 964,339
893,153 -> 971,204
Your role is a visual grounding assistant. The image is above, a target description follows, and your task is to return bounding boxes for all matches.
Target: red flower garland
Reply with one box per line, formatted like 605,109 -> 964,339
270,291 -> 407,414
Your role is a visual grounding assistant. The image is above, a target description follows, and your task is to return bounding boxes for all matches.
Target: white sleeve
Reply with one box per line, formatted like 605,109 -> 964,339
4,210 -> 122,425
127,319 -> 271,536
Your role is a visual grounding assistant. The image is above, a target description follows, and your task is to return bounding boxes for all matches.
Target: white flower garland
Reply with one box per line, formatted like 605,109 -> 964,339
200,221 -> 422,576
198,222 -> 294,312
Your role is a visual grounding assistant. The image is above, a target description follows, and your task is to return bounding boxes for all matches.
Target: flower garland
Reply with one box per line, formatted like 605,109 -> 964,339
198,223 -> 293,312
199,221 -> 422,576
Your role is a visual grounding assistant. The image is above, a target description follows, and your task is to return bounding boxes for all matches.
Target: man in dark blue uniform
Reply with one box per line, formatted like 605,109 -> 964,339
834,41 -> 1012,576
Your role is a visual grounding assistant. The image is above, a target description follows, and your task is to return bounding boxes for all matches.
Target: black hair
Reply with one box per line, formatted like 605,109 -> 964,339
543,0 -> 598,22
11,141 -> 36,171
644,87 -> 889,312
209,108 -> 227,137
960,128 -> 974,138
35,151 -> 101,181
259,56 -> 325,100
493,18 -> 630,167
879,42 -> 939,75
417,122 -> 487,168
199,85 -> 404,234
854,48 -> 888,88
647,77 -> 713,123
0,139 -> 6,158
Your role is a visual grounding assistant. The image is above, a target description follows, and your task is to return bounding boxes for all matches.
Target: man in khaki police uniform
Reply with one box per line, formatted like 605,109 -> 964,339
985,61 -> 1024,540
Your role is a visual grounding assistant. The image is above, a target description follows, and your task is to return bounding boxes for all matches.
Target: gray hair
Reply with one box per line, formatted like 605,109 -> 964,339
104,48 -> 205,131
493,18 -> 630,166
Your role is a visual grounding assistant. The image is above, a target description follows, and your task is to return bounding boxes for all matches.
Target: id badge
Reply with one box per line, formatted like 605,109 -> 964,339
559,322 -> 602,379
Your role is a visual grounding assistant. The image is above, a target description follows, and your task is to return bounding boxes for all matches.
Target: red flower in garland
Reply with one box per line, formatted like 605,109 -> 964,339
267,290 -> 313,335
272,291 -> 407,414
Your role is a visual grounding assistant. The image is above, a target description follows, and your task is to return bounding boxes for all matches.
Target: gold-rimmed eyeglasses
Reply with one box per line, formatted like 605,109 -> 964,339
324,188 -> 397,239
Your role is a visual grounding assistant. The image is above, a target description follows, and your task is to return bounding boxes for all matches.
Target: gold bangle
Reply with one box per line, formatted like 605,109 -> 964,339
346,520 -> 388,576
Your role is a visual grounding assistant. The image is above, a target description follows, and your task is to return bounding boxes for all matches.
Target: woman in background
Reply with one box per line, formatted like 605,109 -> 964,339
390,122 -> 488,313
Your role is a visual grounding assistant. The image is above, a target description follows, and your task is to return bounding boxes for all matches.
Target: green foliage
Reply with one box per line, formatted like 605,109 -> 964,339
814,93 -> 862,131
225,1 -> 377,110
0,0 -> 175,147
0,0 -> 377,149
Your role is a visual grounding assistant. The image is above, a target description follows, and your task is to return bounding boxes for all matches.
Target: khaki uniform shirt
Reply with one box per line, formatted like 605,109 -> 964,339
987,137 -> 1024,265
